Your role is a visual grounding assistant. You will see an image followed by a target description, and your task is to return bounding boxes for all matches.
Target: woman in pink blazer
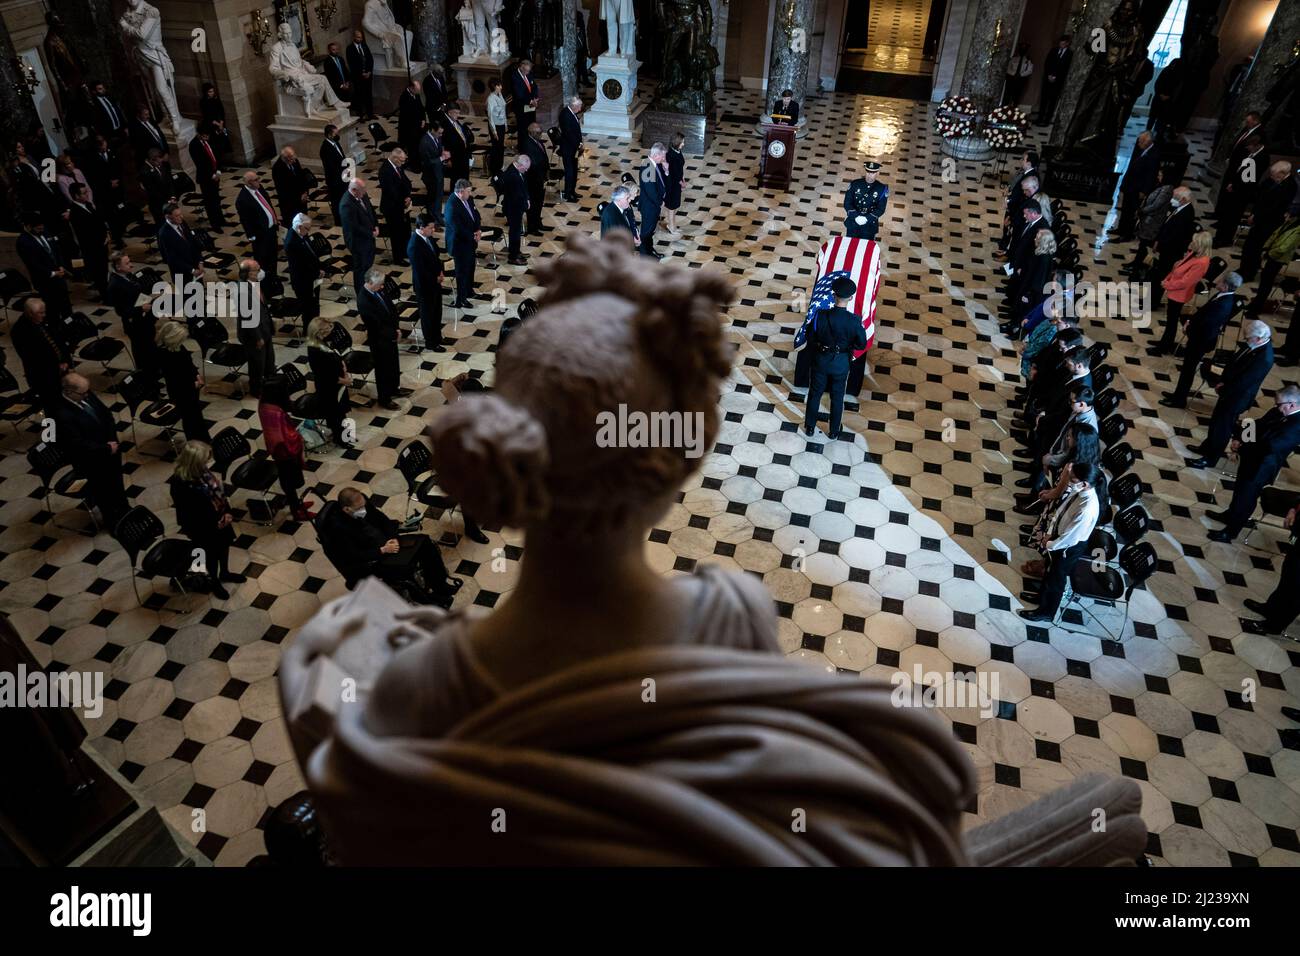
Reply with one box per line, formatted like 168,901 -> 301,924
1156,231 -> 1212,354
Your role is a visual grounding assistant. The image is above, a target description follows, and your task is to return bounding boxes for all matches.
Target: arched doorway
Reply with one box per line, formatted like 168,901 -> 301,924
837,0 -> 947,99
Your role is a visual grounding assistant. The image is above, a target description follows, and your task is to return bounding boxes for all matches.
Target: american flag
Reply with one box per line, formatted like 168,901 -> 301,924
814,237 -> 882,357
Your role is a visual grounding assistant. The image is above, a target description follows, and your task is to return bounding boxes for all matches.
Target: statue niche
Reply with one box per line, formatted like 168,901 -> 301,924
652,0 -> 718,115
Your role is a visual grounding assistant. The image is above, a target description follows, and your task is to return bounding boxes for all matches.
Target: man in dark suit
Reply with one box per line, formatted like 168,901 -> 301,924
17,217 -> 73,320
358,269 -> 406,409
424,66 -> 449,122
443,179 -> 481,309
12,297 -> 71,412
140,149 -> 178,226
129,106 -> 168,161
1112,131 -> 1159,240
236,258 -> 276,397
501,154 -> 531,265
346,30 -> 375,119
995,151 -> 1038,256
1239,161 -> 1298,281
285,213 -> 322,334
87,81 -> 127,142
1241,498 -> 1300,634
443,106 -> 474,183
1215,111 -> 1267,217
418,121 -> 448,222
407,214 -> 446,349
322,41 -> 352,101
320,124 -> 348,227
105,252 -> 158,384
1036,36 -> 1073,126
52,373 -> 128,530
510,59 -> 538,148
521,122 -> 549,235
771,89 -> 800,124
1161,274 -> 1244,408
802,277 -> 868,441
1148,187 -> 1196,306
1189,319 -> 1276,469
558,97 -> 584,202
188,127 -> 227,232
235,170 -> 281,288
1208,385 -> 1300,542
378,147 -> 413,266
1213,134 -> 1267,249
638,144 -> 667,258
1005,200 -> 1051,303
271,145 -> 314,223
326,487 -> 459,605
157,203 -> 205,283
340,178 -> 379,293
65,184 -> 109,296
600,185 -> 639,243
398,78 -> 427,158
85,135 -> 126,248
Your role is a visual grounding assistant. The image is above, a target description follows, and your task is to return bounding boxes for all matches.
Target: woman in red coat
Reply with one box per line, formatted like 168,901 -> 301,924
258,375 -> 316,521
1155,230 -> 1212,354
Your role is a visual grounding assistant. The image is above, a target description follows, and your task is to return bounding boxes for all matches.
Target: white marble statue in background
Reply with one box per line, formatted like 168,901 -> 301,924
601,0 -> 637,59
118,0 -> 183,131
270,22 -> 344,115
364,0 -> 408,68
456,1 -> 479,57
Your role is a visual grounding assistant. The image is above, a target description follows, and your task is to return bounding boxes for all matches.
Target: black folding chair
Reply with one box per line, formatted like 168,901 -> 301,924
189,316 -> 249,398
1113,503 -> 1150,545
61,310 -> 125,373
1064,541 -> 1157,642
114,505 -> 196,605
1101,442 -> 1135,480
117,371 -> 182,457
1109,472 -> 1142,510
395,437 -> 455,525
211,426 -> 279,524
1099,414 -> 1129,447
324,321 -> 374,402
1242,486 -> 1300,549
28,440 -> 100,535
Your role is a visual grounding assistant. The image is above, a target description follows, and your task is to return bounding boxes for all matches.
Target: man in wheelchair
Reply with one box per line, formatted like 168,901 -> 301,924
318,487 -> 463,607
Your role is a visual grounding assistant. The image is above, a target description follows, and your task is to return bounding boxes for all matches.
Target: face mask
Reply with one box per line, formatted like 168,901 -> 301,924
351,508 -> 367,519
1170,199 -> 1180,209
256,270 -> 266,282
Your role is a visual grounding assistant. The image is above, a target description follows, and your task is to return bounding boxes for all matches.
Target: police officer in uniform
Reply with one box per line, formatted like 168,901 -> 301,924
843,160 -> 889,240
803,277 -> 868,441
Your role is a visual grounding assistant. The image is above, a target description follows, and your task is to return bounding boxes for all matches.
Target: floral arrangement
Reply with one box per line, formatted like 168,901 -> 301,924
934,96 -> 979,138
986,104 -> 1029,149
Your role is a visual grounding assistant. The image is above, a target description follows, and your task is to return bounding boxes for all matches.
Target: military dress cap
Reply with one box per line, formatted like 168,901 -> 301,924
863,161 -> 882,171
832,277 -> 858,298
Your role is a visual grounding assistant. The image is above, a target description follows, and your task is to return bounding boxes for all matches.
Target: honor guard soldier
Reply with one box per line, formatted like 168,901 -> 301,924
803,276 -> 868,442
843,160 -> 888,240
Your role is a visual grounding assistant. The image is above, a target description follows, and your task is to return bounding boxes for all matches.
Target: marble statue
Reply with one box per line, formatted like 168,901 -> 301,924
653,0 -> 719,114
601,0 -> 636,59
456,1 -> 479,56
270,22 -> 344,115
363,0 -> 408,68
118,0 -> 183,131
42,12 -> 85,107
1063,0 -> 1145,161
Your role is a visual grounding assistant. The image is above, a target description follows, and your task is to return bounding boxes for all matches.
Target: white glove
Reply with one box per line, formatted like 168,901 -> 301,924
855,215 -> 867,226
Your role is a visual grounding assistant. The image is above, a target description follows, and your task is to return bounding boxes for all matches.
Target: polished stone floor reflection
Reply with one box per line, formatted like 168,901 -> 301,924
1,87 -> 1298,866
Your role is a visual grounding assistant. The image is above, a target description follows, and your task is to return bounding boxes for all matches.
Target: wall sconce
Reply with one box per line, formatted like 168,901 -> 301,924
11,58 -> 39,95
248,9 -> 274,56
315,0 -> 337,29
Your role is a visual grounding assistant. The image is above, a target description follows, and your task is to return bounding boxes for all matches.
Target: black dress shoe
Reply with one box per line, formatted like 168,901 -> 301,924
1018,609 -> 1053,622
380,399 -> 400,410
453,300 -> 473,309
803,426 -> 816,438
507,256 -> 529,265
466,527 -> 490,544
1244,598 -> 1269,616
211,582 -> 230,600
395,388 -> 413,397
1239,618 -> 1279,635
1186,457 -> 1211,469
1019,590 -> 1042,602
1158,396 -> 1186,409
1208,529 -> 1235,543
1014,476 -> 1036,489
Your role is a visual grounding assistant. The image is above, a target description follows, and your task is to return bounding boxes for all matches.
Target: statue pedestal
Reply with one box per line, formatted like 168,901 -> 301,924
641,109 -> 714,157
534,72 -> 563,132
269,106 -> 365,176
1043,146 -> 1120,204
370,59 -> 427,114
164,118 -> 197,179
365,28 -> 411,71
583,54 -> 644,140
451,53 -> 509,115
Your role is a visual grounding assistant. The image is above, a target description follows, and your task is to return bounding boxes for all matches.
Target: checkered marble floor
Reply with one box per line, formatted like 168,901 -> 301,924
2,87 -> 1298,867
844,0 -> 935,76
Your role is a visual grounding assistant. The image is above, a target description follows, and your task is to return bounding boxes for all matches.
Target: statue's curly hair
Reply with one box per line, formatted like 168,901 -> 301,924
429,234 -> 736,531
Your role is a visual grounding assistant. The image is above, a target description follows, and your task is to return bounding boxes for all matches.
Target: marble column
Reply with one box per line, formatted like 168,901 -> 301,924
1048,0 -> 1127,148
0,24 -> 39,150
1208,0 -> 1300,176
955,0 -> 1027,109
413,0 -> 448,65
559,0 -> 579,101
766,0 -> 815,103
54,0 -> 135,98
712,0 -> 729,89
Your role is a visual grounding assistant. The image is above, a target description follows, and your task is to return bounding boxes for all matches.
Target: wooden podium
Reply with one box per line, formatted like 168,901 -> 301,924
758,122 -> 797,190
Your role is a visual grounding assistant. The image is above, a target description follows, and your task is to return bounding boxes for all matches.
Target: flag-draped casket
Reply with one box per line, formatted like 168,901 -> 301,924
793,238 -> 883,392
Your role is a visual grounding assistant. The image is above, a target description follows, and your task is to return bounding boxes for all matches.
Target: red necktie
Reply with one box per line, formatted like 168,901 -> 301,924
254,188 -> 278,225
204,142 -> 215,166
